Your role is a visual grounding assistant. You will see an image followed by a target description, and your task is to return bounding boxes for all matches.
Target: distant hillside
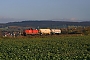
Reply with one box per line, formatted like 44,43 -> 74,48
0,23 -> 5,28
2,20 -> 90,28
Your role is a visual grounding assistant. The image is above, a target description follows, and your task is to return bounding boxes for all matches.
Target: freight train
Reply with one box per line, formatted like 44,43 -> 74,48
23,28 -> 61,36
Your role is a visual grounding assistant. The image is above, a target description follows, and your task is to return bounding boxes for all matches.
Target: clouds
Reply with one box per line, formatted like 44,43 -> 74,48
70,18 -> 77,22
0,17 -> 13,23
0,0 -> 90,23
0,17 -> 89,23
0,17 -> 24,23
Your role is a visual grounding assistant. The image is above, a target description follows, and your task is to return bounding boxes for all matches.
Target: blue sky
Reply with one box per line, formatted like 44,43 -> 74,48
0,0 -> 90,23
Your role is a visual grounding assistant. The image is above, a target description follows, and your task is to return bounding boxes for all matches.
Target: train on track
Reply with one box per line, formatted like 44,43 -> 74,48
23,28 -> 61,36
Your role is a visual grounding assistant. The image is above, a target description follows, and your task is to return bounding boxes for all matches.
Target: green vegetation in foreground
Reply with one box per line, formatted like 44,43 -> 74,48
0,36 -> 90,60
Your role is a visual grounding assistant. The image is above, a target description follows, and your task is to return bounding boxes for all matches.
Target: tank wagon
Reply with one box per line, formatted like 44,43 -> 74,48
51,29 -> 61,34
39,29 -> 51,35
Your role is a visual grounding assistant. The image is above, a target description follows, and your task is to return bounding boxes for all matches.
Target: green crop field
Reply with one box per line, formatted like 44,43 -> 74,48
0,35 -> 90,60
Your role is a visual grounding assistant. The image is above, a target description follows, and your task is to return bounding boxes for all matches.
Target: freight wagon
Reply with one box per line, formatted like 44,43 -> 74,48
51,29 -> 61,34
39,29 -> 51,35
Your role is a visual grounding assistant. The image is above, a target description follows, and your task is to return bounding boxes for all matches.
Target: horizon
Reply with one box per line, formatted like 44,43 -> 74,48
0,19 -> 90,24
0,0 -> 90,23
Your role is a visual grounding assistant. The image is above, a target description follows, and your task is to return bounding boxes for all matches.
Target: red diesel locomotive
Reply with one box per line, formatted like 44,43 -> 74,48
23,28 -> 39,36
